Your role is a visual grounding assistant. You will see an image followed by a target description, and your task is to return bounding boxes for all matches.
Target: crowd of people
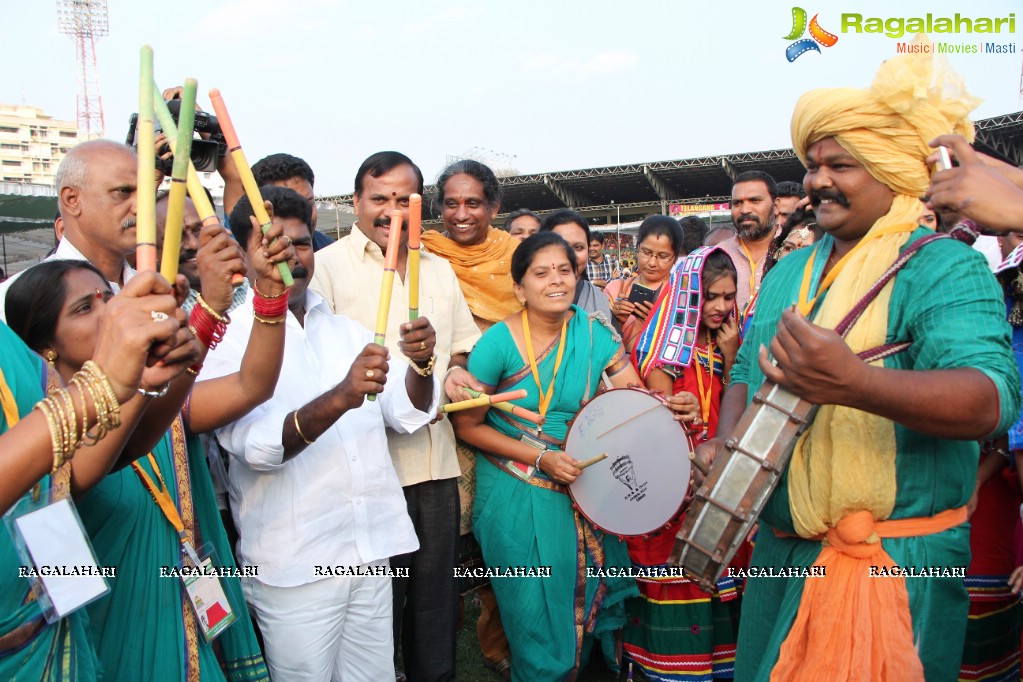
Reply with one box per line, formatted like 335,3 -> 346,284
3,39 -> 1023,682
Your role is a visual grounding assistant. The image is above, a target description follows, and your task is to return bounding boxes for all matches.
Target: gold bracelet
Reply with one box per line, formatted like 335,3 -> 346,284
57,385 -> 79,455
185,366 -> 200,377
71,374 -> 102,446
292,410 -> 314,445
81,361 -> 121,430
253,281 -> 288,299
254,314 -> 286,325
409,354 -> 436,377
195,293 -> 231,324
35,399 -> 65,473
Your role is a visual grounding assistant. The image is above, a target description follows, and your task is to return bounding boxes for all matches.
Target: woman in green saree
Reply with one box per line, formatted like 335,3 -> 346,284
0,272 -> 191,680
452,231 -> 645,681
6,217 -> 292,681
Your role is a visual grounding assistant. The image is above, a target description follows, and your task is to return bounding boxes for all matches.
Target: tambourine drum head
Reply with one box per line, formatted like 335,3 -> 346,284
566,388 -> 691,536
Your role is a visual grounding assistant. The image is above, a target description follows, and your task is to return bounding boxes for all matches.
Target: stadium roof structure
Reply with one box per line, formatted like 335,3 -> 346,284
317,111 -> 1023,225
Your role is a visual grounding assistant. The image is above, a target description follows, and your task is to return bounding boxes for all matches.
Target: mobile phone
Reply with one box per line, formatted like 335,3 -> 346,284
627,284 -> 656,308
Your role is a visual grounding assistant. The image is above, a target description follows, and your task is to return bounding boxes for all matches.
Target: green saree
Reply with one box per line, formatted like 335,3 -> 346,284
469,306 -> 638,681
0,322 -> 99,681
79,415 -> 268,681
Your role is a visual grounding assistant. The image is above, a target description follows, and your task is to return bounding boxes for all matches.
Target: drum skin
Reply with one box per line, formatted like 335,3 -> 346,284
565,388 -> 692,537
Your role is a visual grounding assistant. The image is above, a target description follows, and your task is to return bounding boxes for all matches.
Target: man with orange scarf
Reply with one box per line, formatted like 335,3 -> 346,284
695,36 -> 1021,681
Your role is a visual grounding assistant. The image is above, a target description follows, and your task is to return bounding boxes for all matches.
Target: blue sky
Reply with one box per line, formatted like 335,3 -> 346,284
4,0 -> 1020,195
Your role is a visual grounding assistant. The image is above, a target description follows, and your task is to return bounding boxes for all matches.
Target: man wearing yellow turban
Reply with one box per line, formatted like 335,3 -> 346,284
698,37 -> 1022,681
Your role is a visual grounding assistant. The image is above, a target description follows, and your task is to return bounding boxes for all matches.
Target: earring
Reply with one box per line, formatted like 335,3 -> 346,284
44,350 -> 57,367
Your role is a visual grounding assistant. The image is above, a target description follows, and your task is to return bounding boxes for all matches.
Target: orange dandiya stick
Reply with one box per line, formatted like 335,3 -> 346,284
462,388 -> 543,424
208,89 -> 293,286
135,46 -> 157,272
159,78 -> 196,282
408,193 -> 422,321
368,210 -> 403,401
152,87 -> 243,287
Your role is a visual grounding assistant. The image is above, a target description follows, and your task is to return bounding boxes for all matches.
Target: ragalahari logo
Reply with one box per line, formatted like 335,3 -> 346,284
784,7 -> 839,62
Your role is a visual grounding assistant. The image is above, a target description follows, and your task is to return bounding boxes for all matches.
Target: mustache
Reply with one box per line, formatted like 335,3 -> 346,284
122,217 -> 137,230
179,250 -> 197,264
737,213 -> 762,225
810,189 -> 849,207
290,263 -> 310,280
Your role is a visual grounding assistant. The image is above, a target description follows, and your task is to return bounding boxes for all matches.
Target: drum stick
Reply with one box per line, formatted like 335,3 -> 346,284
464,388 -> 543,425
439,389 -> 529,414
407,193 -> 421,321
152,86 -> 243,286
577,453 -> 608,470
368,210 -> 403,402
136,46 -> 157,273
594,403 -> 663,440
208,88 -> 294,286
159,79 -> 196,282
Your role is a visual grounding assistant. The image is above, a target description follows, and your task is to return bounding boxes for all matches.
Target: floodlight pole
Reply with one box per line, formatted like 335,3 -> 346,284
612,200 -> 621,263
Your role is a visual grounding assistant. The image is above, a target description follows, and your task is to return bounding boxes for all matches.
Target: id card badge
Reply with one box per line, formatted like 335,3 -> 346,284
5,495 -> 109,623
178,543 -> 236,642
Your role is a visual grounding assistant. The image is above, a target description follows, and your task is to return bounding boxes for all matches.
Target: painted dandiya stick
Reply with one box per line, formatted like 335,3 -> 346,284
135,46 -> 157,273
208,89 -> 294,286
159,79 -> 196,282
368,210 -> 403,401
464,388 -> 543,425
152,88 -> 243,286
440,389 -> 530,414
407,193 -> 422,321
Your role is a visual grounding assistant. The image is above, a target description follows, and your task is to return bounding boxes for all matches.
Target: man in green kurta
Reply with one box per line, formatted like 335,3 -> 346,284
696,37 -> 1021,681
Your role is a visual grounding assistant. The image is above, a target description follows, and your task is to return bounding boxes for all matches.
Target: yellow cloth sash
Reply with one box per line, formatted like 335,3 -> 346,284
421,227 -> 521,323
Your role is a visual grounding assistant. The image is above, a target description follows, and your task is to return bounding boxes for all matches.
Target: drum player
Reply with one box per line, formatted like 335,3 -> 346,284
694,39 -> 1021,681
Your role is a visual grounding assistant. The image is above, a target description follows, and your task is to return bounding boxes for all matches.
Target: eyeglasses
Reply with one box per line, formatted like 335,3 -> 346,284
638,247 -> 674,263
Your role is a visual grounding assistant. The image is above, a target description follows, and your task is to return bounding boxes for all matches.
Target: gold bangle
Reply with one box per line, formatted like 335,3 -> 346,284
409,354 -> 436,377
253,281 -> 288,299
195,293 -> 230,323
254,314 -> 286,325
185,366 -> 200,377
292,410 -> 314,445
35,399 -> 64,473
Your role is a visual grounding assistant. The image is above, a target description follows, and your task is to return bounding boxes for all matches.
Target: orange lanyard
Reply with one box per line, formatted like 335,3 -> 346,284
740,241 -> 765,302
133,454 -> 201,565
521,310 -> 568,424
797,223 -> 918,318
693,334 -> 714,439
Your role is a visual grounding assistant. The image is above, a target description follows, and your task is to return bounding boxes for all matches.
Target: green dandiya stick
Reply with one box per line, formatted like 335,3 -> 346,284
208,88 -> 294,286
152,87 -> 243,286
368,211 -> 403,401
136,46 -> 157,272
159,79 -> 196,282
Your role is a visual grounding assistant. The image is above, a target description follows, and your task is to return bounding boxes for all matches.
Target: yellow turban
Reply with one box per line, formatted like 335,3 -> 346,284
791,34 -> 979,198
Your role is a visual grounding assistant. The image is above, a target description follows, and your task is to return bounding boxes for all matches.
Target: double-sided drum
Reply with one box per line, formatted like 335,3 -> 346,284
565,388 -> 692,537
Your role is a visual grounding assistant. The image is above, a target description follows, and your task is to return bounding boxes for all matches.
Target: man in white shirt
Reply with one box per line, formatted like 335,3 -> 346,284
202,186 -> 440,681
311,152 -> 481,682
0,140 -> 139,318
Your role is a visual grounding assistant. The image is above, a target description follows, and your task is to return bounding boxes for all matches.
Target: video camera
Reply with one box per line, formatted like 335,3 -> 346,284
126,99 -> 227,175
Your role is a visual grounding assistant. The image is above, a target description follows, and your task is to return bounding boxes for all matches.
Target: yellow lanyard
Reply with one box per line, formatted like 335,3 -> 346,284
797,223 -> 918,318
133,454 -> 201,565
521,310 -> 568,421
693,334 -> 714,438
737,239 -> 762,319
0,367 -> 18,429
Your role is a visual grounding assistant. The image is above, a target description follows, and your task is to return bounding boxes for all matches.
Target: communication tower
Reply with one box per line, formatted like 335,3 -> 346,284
57,0 -> 109,139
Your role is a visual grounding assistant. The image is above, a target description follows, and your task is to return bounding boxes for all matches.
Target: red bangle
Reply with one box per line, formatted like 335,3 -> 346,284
189,305 -> 227,350
253,288 -> 290,318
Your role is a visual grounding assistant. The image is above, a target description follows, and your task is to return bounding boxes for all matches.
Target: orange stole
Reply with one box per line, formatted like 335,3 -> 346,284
771,506 -> 967,681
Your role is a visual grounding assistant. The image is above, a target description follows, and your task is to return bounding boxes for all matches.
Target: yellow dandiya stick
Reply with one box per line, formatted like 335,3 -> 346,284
208,88 -> 293,286
408,193 -> 422,321
135,46 -> 157,273
464,388 -> 543,425
577,453 -> 608,470
440,389 -> 530,414
368,210 -> 403,401
159,79 -> 196,282
152,87 -> 244,287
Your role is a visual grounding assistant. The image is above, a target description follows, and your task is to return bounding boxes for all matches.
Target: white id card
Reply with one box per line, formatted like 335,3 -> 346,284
9,497 -> 109,622
179,544 -> 236,642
